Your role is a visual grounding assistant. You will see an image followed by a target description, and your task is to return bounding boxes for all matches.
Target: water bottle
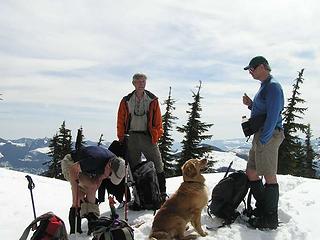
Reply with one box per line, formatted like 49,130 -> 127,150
242,115 -> 248,123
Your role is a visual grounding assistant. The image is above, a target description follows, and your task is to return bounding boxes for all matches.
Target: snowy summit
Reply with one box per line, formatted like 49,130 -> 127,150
0,161 -> 320,239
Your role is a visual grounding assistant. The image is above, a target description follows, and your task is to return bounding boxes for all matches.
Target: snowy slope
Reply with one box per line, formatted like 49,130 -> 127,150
1,166 -> 320,240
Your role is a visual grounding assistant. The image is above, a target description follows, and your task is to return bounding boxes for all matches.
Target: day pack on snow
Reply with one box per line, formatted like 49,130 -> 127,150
208,163 -> 249,225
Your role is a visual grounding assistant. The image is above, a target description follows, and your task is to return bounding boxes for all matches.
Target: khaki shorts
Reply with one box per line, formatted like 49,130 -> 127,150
61,154 -> 74,181
247,129 -> 284,176
61,154 -> 101,192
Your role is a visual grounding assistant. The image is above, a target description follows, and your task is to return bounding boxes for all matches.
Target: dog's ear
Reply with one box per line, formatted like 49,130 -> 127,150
182,161 -> 197,178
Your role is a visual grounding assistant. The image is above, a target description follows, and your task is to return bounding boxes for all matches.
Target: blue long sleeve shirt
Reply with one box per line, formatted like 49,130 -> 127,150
251,76 -> 284,144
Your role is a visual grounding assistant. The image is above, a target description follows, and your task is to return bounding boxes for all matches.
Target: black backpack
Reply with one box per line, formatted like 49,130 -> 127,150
132,161 -> 162,210
208,165 -> 249,225
90,217 -> 134,240
19,212 -> 68,240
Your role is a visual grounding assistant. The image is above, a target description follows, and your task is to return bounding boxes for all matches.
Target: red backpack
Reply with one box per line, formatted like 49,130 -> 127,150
19,212 -> 68,240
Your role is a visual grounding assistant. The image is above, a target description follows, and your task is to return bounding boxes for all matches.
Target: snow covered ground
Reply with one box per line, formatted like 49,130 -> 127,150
1,164 -> 320,240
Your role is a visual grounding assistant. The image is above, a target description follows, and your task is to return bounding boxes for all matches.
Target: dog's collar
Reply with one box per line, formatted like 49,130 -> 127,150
184,180 -> 205,185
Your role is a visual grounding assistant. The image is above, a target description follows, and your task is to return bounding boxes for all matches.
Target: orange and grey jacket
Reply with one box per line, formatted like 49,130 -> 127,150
117,90 -> 163,144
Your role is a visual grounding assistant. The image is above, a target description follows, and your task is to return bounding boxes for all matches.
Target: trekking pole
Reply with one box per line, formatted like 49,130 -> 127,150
75,179 -> 79,239
123,134 -> 129,222
223,161 -> 233,179
25,175 -> 37,220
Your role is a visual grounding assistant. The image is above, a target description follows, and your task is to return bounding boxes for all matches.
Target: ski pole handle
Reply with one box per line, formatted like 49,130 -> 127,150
25,175 -> 37,221
25,175 -> 35,190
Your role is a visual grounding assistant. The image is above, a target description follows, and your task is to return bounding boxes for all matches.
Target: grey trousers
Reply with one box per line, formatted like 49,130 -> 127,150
127,132 -> 164,173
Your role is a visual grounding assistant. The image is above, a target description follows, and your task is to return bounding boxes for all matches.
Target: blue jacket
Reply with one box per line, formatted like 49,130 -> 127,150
251,76 -> 284,144
71,146 -> 115,175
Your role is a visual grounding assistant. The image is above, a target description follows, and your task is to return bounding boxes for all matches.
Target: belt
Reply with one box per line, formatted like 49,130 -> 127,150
129,131 -> 148,134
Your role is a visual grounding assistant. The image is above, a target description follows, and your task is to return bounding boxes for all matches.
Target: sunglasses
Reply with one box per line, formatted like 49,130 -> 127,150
249,64 -> 261,73
134,108 -> 145,116
134,104 -> 146,116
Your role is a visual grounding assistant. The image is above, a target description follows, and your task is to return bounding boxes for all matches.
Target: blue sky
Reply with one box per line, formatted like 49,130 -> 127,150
0,0 -> 319,142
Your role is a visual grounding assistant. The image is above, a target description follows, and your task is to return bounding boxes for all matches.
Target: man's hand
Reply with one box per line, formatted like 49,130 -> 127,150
243,93 -> 252,107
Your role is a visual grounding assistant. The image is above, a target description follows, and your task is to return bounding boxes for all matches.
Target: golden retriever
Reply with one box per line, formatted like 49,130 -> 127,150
149,159 -> 208,240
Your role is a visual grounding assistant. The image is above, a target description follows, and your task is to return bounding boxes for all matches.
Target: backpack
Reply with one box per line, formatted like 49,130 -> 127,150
208,170 -> 249,225
98,140 -> 131,204
132,161 -> 162,210
19,212 -> 68,240
90,217 -> 134,240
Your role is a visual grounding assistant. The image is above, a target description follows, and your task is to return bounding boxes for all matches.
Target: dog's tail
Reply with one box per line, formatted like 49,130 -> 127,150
149,230 -> 171,240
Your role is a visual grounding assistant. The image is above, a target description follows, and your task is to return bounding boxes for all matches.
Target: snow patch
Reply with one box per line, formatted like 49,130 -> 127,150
31,147 -> 50,154
7,141 -> 26,147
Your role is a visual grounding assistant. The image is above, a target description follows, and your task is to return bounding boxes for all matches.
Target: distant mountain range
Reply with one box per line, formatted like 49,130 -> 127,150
0,137 -> 51,174
0,137 -> 110,174
0,137 -> 318,175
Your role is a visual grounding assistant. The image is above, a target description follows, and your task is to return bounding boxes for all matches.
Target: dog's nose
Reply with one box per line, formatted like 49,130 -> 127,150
201,159 -> 208,164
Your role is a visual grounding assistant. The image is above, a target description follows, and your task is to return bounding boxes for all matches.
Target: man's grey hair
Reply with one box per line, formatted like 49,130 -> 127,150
132,73 -> 147,81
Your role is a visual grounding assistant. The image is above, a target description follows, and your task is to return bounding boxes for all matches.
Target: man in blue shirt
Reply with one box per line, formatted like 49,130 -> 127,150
242,56 -> 284,229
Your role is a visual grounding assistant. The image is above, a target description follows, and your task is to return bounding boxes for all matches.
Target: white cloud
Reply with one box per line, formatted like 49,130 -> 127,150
0,0 -> 319,141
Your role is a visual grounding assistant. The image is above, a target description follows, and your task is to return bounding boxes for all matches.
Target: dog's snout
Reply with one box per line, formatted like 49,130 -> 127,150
201,159 -> 208,165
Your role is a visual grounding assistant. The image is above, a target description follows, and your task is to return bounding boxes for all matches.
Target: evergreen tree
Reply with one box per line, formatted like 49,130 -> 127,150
44,133 -> 60,178
177,81 -> 213,175
279,69 -> 308,175
158,87 -> 178,177
98,134 -> 104,146
75,127 -> 86,150
302,124 -> 316,178
45,121 -> 72,179
58,121 -> 73,160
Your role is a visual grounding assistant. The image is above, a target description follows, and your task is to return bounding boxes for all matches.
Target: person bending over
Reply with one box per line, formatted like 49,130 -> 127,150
61,145 -> 125,234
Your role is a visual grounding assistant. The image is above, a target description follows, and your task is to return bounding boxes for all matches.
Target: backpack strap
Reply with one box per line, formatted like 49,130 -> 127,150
93,220 -> 133,240
93,226 -> 112,240
245,189 -> 253,217
207,199 -> 213,219
19,212 -> 54,240
122,227 -> 134,240
223,161 -> 233,178
103,230 -> 112,240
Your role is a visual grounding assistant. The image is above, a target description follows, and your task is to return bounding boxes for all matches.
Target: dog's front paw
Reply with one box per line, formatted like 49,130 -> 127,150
199,230 -> 208,237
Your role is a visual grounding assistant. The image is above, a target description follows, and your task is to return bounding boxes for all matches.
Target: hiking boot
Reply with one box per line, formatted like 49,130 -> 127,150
248,213 -> 278,230
68,207 -> 82,234
85,212 -> 99,235
248,183 -> 279,230
251,207 -> 264,218
157,172 -> 167,194
128,201 -> 142,211
249,179 -> 265,217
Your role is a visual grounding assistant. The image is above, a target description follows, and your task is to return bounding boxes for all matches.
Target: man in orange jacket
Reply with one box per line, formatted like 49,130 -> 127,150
117,73 -> 166,208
